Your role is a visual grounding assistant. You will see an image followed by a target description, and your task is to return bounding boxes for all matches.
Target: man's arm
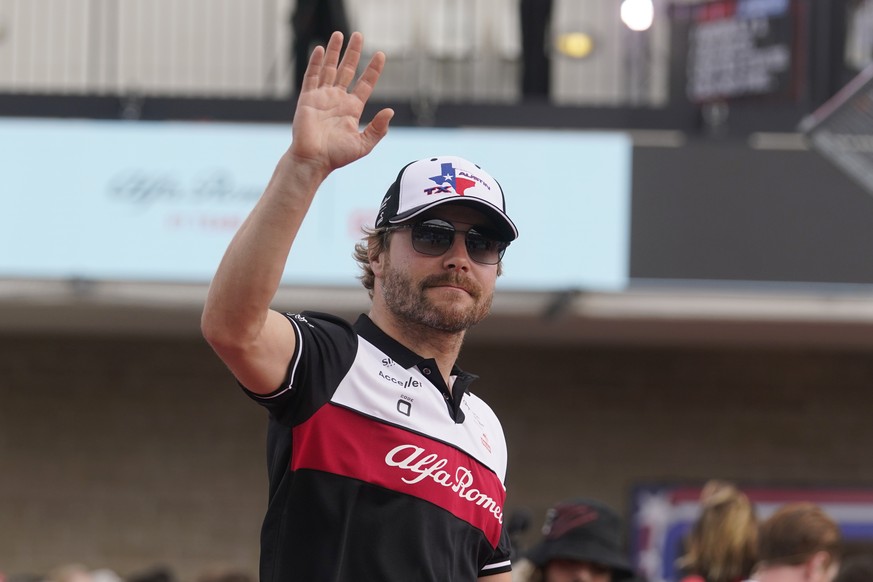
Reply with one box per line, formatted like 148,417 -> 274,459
201,31 -> 393,394
478,572 -> 512,582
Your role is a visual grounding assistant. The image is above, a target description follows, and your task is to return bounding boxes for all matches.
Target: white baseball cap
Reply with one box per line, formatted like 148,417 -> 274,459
374,155 -> 519,241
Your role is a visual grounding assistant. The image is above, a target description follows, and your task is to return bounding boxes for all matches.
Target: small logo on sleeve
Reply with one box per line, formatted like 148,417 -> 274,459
288,313 -> 315,328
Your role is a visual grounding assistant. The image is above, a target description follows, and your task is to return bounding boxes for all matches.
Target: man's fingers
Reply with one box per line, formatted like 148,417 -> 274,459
305,31 -> 380,96
300,45 -> 325,94
351,51 -> 386,103
319,31 -> 344,86
360,108 -> 394,153
335,32 -> 364,89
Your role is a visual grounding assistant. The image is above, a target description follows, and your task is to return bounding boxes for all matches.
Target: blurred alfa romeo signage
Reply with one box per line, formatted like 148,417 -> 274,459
0,119 -> 631,291
669,0 -> 804,103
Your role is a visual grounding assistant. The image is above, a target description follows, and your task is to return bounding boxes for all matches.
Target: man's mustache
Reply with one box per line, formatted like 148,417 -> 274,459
420,274 -> 481,298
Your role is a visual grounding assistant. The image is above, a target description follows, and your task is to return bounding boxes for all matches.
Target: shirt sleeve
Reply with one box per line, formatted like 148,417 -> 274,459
241,311 -> 357,426
479,522 -> 513,576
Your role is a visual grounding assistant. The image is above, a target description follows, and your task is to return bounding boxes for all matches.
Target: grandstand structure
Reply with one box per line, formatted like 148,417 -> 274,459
0,0 -> 668,105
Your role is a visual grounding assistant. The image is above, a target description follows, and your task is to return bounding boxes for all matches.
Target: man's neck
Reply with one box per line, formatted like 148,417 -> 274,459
753,564 -> 806,582
368,307 -> 466,384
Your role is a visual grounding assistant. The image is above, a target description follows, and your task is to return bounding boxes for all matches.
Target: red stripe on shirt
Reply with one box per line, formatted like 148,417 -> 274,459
291,404 -> 505,547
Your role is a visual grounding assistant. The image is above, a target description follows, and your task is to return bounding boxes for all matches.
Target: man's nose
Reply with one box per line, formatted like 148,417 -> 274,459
572,564 -> 598,582
442,232 -> 471,271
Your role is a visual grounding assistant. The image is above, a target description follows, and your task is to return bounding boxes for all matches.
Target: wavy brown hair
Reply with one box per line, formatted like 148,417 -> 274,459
758,502 -> 841,569
353,227 -> 389,299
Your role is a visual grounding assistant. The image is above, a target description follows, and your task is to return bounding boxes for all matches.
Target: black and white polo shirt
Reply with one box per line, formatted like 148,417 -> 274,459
244,312 -> 512,581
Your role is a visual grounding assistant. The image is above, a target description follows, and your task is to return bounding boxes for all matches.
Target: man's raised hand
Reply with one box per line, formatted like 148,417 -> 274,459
289,31 -> 394,175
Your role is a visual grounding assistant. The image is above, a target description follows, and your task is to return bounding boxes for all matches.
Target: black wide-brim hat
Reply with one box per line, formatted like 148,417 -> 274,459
526,498 -> 635,580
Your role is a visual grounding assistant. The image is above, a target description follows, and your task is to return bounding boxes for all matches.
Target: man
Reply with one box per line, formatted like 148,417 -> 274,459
289,0 -> 350,94
748,502 -> 841,582
201,31 -> 517,581
515,498 -> 637,582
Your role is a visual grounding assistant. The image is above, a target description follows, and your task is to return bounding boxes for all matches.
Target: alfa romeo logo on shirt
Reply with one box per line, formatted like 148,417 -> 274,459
384,444 -> 504,525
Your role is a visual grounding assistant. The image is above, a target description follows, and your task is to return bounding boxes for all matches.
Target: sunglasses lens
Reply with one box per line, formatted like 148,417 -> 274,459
466,229 -> 507,265
403,219 -> 508,264
411,223 -> 454,256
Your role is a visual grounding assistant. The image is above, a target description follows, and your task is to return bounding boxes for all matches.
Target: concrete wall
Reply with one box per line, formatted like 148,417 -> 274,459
3,333 -> 873,580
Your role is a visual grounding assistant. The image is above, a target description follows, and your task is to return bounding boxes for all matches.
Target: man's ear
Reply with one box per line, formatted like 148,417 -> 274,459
806,551 -> 832,581
370,249 -> 385,277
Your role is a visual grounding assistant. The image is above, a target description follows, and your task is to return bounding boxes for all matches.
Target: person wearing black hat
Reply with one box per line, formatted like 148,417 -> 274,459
202,30 -> 518,582
519,499 -> 637,582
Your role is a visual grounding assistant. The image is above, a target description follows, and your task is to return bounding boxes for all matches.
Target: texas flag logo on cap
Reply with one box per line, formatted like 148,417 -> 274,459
428,162 -> 477,196
375,155 -> 519,241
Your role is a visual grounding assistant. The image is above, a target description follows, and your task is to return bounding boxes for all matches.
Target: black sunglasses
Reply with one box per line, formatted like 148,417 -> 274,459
384,218 -> 509,265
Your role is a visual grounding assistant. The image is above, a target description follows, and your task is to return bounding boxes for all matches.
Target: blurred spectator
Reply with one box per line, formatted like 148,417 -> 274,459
195,565 -> 254,582
126,566 -> 174,582
677,480 -> 758,582
750,502 -> 841,582
43,565 -> 122,582
519,0 -> 553,99
834,553 -> 873,582
44,564 -> 94,582
290,0 -> 350,94
88,571 -> 121,582
514,498 -> 637,582
504,506 -> 534,562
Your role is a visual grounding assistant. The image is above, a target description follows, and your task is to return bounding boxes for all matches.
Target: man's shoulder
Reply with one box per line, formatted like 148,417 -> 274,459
284,310 -> 351,330
282,310 -> 360,340
281,311 -> 360,362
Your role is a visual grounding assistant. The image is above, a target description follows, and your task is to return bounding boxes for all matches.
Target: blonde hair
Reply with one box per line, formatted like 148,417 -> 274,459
678,480 -> 758,582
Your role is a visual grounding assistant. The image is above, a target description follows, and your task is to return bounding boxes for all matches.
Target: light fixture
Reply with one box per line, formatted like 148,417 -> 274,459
555,32 -> 595,59
620,0 -> 655,31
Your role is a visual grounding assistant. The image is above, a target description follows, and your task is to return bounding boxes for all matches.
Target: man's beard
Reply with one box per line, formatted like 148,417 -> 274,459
380,260 -> 493,333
